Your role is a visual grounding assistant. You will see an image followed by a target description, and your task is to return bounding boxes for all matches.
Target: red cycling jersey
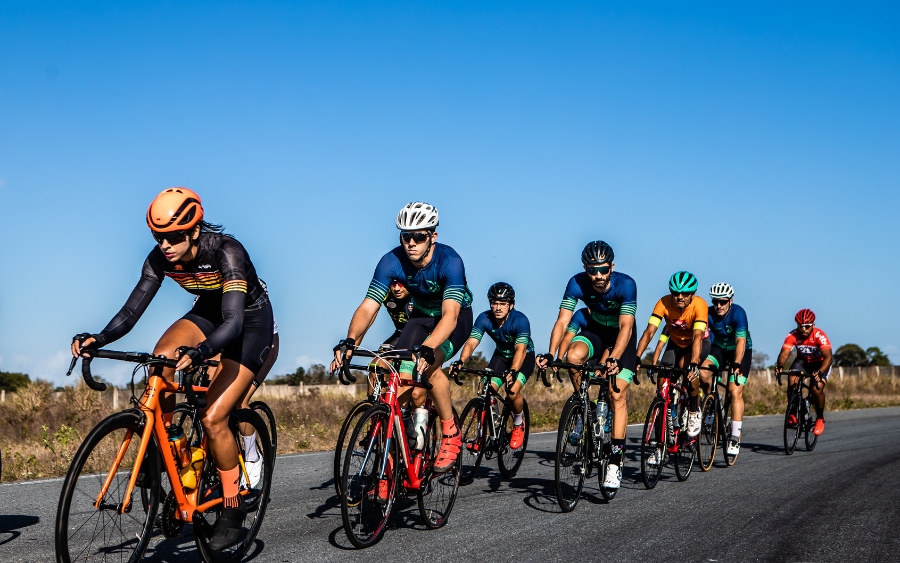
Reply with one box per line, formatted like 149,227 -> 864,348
782,327 -> 831,362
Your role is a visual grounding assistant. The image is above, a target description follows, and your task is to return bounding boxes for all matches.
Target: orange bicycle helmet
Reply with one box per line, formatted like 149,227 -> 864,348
794,308 -> 816,324
146,187 -> 204,232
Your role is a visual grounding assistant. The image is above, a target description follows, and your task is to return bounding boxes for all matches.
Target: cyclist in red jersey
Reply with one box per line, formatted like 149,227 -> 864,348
774,309 -> 832,436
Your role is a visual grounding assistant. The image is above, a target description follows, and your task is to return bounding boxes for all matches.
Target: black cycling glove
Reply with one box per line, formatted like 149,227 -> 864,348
412,345 -> 435,366
333,337 -> 356,352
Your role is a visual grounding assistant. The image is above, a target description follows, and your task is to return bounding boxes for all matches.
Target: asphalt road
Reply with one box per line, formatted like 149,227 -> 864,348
2,406 -> 899,562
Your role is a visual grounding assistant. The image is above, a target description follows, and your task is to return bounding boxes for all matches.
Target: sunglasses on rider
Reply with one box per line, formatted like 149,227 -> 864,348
584,265 -> 611,275
671,291 -> 695,298
400,232 -> 431,244
798,323 -> 814,329
712,299 -> 731,307
152,230 -> 190,245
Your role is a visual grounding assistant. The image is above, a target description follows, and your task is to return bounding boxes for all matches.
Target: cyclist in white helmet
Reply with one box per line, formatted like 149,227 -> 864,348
331,202 -> 474,473
700,282 -> 753,456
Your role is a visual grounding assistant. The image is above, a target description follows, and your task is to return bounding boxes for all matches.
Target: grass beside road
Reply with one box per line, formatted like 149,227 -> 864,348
2,372 -> 899,481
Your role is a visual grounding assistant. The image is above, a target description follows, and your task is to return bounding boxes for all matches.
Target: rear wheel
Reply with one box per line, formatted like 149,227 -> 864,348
674,433 -> 696,481
55,410 -> 159,563
804,400 -> 819,451
417,408 -> 461,529
640,398 -> 665,489
340,404 -> 395,548
722,398 -> 738,466
458,399 -> 486,485
498,399 -> 529,479
194,409 -> 273,563
698,394 -> 717,471
554,399 -> 586,512
598,445 -> 617,501
334,400 -> 373,497
249,401 -> 278,457
783,395 -> 801,455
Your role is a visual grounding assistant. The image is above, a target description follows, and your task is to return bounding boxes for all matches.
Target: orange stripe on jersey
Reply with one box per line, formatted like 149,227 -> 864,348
164,271 -> 224,290
223,280 -> 248,293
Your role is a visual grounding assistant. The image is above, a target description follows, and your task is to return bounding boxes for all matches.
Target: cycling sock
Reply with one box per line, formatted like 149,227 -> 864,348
609,439 -> 626,466
815,407 -> 824,419
513,411 -> 523,426
731,421 -> 742,438
218,465 -> 241,508
440,418 -> 458,437
242,432 -> 259,463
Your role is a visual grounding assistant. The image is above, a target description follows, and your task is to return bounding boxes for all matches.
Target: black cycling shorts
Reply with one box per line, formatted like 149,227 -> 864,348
662,337 -> 711,367
381,329 -> 403,350
570,322 -> 638,378
184,301 -> 274,374
395,307 -> 474,362
790,358 -> 831,381
487,351 -> 536,385
708,345 -> 752,378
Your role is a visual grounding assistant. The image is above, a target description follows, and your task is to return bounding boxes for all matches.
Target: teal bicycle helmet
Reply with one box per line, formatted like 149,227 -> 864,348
669,271 -> 698,294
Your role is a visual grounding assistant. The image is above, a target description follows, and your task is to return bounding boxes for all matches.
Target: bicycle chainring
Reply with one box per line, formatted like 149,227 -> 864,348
161,493 -> 185,539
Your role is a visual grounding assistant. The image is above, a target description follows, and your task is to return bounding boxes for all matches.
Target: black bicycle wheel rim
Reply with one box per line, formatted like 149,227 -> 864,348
55,410 -> 159,563
598,451 -> 618,501
641,398 -> 665,489
340,404 -> 394,549
194,409 -> 273,563
458,398 -> 486,485
555,400 -> 586,512
804,402 -> 819,451
498,399 -> 529,479
334,401 -> 373,497
674,435 -> 695,481
722,399 -> 738,466
417,408 -> 461,529
249,401 -> 278,456
783,396 -> 800,455
698,395 -> 717,471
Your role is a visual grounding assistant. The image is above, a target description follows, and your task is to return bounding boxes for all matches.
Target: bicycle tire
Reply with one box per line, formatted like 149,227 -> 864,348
640,397 -> 665,489
598,452 -> 618,501
194,408 -> 273,563
804,402 -> 819,451
698,394 -> 717,471
340,403 -> 396,549
783,396 -> 800,455
458,398 -> 486,485
722,398 -> 738,467
334,400 -> 374,497
498,399 -> 529,479
249,400 -> 278,456
417,408 -> 461,529
555,399 -> 586,512
55,409 -> 160,563
674,434 -> 696,481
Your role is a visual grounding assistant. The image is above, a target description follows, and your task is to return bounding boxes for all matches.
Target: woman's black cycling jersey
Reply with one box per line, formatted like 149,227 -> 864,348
94,233 -> 269,358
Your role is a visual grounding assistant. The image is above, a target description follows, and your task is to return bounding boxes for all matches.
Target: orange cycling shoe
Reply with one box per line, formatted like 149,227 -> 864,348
465,439 -> 480,453
787,414 -> 798,427
372,454 -> 393,504
510,423 -> 526,450
434,423 -> 461,473
813,419 -> 825,436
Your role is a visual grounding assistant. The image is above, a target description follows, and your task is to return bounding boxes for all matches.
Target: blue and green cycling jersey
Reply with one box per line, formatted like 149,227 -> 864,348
365,243 -> 473,317
559,271 -> 637,327
470,309 -> 535,359
566,307 -> 592,334
707,303 -> 752,351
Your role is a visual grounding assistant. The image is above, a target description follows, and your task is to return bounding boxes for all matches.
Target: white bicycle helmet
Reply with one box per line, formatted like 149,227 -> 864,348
396,202 -> 439,231
709,282 -> 734,300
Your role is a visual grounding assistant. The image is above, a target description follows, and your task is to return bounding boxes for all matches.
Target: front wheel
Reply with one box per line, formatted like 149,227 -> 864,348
498,399 -> 529,479
194,409 -> 273,563
698,394 -> 718,471
555,399 -> 586,512
783,395 -> 801,455
640,398 -> 666,490
674,434 -> 696,481
334,400 -> 374,496
804,402 -> 819,451
55,410 -> 159,563
417,408 -> 461,529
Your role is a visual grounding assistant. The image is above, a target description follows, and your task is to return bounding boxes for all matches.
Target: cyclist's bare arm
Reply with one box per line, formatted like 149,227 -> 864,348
457,337 -> 481,365
542,308 -> 574,366
331,298 -> 380,369
607,314 -> 634,375
818,348 -> 834,377
510,342 -> 527,374
690,328 -> 704,365
775,348 -> 792,372
733,336 -> 747,369
557,329 -> 577,360
636,322 -> 659,358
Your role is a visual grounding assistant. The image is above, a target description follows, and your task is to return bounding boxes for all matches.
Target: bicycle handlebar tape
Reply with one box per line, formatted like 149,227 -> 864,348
80,356 -> 107,392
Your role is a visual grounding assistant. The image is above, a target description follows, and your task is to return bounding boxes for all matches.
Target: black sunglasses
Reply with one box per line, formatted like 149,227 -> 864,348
712,299 -> 731,306
400,232 -> 431,244
584,265 -> 611,275
153,231 -> 190,245
671,291 -> 695,298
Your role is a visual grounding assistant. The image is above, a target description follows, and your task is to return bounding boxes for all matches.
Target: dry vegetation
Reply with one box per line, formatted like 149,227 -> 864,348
2,371 -> 899,481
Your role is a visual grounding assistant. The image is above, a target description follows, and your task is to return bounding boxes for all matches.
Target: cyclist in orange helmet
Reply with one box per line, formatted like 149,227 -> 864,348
71,187 -> 275,551
775,309 -> 832,436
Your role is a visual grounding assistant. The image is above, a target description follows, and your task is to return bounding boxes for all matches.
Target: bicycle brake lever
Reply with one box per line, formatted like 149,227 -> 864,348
66,356 -> 78,377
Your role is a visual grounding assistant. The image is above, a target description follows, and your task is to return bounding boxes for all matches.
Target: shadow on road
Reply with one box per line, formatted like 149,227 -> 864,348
745,442 -> 785,456
142,528 -> 265,562
326,497 -> 424,550
0,514 -> 39,546
307,494 -> 342,520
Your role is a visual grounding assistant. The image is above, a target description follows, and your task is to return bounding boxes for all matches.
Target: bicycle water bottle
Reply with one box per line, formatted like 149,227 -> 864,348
167,425 -> 190,469
411,407 -> 428,450
490,398 -> 502,430
179,446 -> 205,490
671,406 -> 680,429
594,401 -> 608,440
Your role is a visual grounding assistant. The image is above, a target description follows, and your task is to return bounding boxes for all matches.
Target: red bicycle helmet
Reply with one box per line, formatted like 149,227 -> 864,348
147,187 -> 204,232
795,309 -> 816,324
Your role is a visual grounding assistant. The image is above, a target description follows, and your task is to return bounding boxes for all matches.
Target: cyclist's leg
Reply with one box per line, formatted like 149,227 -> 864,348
686,339 -> 711,411
241,332 -> 279,409
808,361 -> 828,420
788,358 -> 806,401
566,331 -> 601,391
505,353 -> 534,416
607,327 -> 637,471
153,316 -> 210,419
702,346 -> 725,396
727,349 -> 750,440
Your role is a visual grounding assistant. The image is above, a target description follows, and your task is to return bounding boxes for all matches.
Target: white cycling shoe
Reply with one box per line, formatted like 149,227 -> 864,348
646,450 -> 661,467
242,455 -> 263,489
726,438 -> 741,457
602,464 -> 622,489
686,411 -> 702,437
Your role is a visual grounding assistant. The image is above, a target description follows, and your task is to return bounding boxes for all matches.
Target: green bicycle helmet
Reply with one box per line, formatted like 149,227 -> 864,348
669,271 -> 698,294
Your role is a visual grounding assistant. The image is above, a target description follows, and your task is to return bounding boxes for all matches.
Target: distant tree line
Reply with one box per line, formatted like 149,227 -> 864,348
833,344 -> 891,367
0,371 -> 30,392
270,364 -> 330,385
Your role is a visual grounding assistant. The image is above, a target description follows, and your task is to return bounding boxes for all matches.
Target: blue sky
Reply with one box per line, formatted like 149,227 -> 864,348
1,2 -> 898,386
